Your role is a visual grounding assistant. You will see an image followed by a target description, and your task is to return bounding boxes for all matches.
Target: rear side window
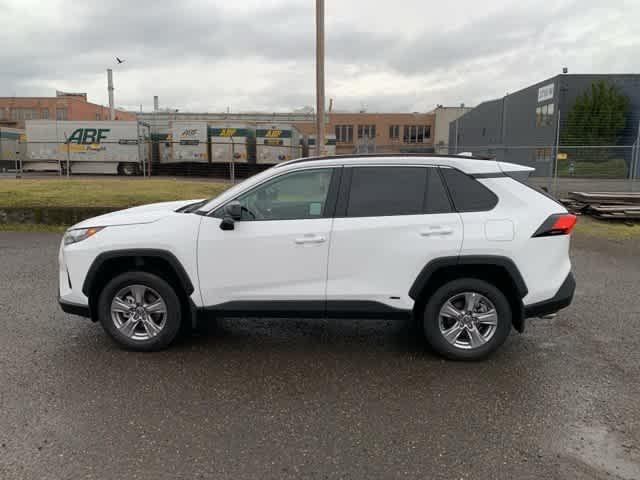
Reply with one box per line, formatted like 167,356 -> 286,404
343,166 -> 453,217
440,168 -> 498,212
347,167 -> 425,217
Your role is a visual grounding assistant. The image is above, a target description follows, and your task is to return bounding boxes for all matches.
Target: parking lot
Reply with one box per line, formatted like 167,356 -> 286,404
0,231 -> 639,479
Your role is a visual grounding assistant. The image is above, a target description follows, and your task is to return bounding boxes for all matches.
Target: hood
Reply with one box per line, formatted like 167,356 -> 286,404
70,199 -> 205,229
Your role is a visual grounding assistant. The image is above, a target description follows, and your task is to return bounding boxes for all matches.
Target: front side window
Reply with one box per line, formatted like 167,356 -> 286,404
234,168 -> 334,221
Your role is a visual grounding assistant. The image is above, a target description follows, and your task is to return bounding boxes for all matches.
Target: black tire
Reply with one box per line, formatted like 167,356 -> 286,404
98,271 -> 182,351
118,163 -> 140,176
422,278 -> 512,361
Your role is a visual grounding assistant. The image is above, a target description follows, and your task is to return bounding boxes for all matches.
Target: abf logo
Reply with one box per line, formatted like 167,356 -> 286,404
181,129 -> 199,138
66,128 -> 110,144
219,128 -> 236,137
265,129 -> 282,138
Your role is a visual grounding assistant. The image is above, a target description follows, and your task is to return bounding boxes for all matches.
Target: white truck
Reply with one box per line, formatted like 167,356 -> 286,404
208,123 -> 249,163
255,125 -> 302,164
24,120 -> 147,175
0,128 -> 25,172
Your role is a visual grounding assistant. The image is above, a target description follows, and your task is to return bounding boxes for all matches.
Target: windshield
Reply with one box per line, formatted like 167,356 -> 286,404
197,166 -> 278,212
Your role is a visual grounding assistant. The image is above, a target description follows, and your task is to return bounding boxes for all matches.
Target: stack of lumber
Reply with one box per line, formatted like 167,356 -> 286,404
561,192 -> 640,220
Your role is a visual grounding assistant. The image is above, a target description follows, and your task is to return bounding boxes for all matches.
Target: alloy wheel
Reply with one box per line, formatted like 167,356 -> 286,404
110,284 -> 167,341
438,292 -> 498,350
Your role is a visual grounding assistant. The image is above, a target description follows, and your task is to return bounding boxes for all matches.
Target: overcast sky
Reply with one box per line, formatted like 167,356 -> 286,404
2,0 -> 639,113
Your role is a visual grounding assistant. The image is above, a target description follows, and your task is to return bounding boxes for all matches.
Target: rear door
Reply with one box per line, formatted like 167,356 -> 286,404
326,165 -> 463,313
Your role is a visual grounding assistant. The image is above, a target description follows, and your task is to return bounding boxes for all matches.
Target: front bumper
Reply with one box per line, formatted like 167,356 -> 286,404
59,298 -> 91,318
523,272 -> 576,318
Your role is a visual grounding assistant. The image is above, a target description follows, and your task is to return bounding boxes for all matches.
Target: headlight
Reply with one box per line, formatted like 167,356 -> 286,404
64,227 -> 105,246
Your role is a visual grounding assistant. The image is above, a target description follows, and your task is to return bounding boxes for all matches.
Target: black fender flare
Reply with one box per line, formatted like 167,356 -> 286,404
82,249 -> 195,297
409,255 -> 528,300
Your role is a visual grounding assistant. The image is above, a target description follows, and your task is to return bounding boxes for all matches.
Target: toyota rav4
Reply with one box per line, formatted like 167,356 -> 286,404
59,154 -> 576,360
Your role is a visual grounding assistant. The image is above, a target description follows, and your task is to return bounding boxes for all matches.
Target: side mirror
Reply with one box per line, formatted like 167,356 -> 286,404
219,217 -> 235,231
224,201 -> 242,220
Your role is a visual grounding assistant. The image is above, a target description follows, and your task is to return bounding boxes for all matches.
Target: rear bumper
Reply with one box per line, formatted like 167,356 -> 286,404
524,272 -> 575,318
59,298 -> 91,318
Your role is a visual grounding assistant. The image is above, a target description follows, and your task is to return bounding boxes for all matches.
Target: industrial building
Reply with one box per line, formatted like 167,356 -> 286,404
449,74 -> 640,177
431,105 -> 472,154
327,112 -> 436,155
0,91 -> 135,129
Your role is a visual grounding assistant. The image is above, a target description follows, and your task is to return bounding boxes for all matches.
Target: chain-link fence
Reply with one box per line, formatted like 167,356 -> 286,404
2,115 -> 639,198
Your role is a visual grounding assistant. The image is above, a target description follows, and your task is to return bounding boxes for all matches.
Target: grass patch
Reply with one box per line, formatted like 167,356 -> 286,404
557,158 -> 628,178
574,216 -> 640,239
0,178 -> 229,208
0,223 -> 66,233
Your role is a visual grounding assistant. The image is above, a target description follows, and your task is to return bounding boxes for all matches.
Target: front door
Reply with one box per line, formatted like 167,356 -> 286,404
197,167 -> 339,313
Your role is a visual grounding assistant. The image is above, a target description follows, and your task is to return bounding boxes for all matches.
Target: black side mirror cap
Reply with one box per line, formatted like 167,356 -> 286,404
220,217 -> 235,231
224,201 -> 242,220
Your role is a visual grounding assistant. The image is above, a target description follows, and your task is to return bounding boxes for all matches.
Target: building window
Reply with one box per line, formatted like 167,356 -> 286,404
95,112 -> 101,120
536,103 -> 554,127
481,127 -> 486,137
10,108 -> 37,121
403,125 -> 431,143
357,124 -> 376,140
56,107 -> 68,121
535,148 -> 553,162
335,125 -> 353,143
41,108 -> 49,119
389,125 -> 400,139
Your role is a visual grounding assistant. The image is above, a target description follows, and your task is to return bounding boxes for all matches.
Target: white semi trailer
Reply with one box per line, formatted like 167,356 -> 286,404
255,125 -> 302,164
307,134 -> 337,156
0,128 -> 25,172
208,123 -> 249,163
171,121 -> 208,162
24,120 -> 147,175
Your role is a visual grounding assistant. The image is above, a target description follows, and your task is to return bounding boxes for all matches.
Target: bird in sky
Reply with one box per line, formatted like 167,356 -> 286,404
115,57 -> 125,64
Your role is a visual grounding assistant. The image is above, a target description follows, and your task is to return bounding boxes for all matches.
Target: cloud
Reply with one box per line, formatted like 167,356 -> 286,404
1,0 -> 639,112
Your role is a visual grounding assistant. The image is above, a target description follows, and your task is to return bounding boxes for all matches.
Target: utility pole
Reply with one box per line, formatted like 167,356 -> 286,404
107,69 -> 115,121
315,0 -> 325,157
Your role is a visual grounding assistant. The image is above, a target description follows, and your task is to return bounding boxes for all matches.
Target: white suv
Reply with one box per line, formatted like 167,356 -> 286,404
59,155 -> 576,360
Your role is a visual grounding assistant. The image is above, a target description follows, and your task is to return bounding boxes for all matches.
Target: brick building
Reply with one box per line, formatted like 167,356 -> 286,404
0,91 -> 135,129
324,112 -> 436,155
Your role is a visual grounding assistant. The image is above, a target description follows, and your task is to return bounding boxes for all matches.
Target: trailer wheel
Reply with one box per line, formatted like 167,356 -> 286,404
118,163 -> 140,176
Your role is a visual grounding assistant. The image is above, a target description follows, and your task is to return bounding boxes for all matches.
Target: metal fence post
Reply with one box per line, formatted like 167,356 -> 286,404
230,136 -> 236,184
552,110 -> 561,196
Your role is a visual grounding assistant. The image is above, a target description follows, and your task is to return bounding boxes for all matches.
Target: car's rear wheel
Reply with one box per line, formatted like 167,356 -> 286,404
98,271 -> 181,351
422,278 -> 512,361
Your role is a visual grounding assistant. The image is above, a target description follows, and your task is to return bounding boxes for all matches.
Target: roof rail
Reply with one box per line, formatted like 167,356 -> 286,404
276,152 -> 494,168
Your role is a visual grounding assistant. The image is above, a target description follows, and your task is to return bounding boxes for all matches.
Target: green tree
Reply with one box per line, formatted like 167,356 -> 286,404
561,81 -> 628,145
560,81 -> 629,167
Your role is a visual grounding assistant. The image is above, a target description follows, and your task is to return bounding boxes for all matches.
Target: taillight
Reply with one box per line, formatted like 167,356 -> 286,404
532,213 -> 577,237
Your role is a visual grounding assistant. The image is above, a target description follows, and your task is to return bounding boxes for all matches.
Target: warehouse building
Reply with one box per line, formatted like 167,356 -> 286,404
449,74 -> 640,177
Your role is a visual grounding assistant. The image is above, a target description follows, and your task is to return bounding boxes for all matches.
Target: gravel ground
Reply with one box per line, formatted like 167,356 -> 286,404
0,232 -> 638,479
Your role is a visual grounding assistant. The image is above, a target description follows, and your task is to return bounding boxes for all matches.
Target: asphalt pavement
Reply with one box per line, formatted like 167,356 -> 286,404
0,231 -> 639,479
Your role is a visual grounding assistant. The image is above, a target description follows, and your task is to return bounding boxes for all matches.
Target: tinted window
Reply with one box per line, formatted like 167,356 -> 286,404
440,168 -> 498,212
234,168 -> 334,221
347,167 -> 426,217
425,169 -> 453,214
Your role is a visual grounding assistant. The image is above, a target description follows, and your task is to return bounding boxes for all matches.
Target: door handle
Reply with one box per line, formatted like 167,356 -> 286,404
294,234 -> 326,245
420,227 -> 454,237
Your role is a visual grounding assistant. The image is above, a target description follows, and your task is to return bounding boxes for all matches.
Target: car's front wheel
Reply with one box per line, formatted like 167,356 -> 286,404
98,271 -> 182,351
422,278 -> 512,361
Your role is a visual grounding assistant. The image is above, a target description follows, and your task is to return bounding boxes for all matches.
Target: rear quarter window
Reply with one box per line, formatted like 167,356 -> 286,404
440,168 -> 498,212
